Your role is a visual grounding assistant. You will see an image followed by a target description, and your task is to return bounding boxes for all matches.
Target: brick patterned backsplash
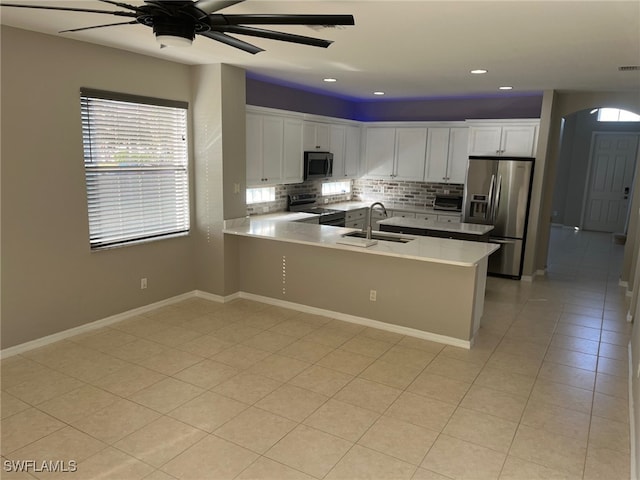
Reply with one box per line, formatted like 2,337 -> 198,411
352,178 -> 464,209
246,178 -> 464,215
246,178 -> 352,215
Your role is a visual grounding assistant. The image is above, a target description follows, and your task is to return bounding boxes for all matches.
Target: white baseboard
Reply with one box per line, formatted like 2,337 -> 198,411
629,343 -> 637,480
1,288 -> 472,359
520,269 -> 546,283
237,292 -> 472,349
0,291 -> 201,359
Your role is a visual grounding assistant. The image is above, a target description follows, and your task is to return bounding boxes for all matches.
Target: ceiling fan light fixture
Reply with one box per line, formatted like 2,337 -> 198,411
153,16 -> 196,47
156,34 -> 193,47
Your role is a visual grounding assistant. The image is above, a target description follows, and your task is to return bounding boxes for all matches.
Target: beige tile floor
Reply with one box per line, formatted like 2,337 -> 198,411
0,227 -> 632,479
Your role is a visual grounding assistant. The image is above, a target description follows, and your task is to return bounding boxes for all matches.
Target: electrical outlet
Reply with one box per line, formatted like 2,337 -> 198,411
443,189 -> 450,194
234,183 -> 241,194
636,362 -> 640,379
369,289 -> 377,301
140,278 -> 147,290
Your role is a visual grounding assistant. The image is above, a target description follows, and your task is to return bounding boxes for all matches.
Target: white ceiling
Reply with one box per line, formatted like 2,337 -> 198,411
2,0 -> 639,100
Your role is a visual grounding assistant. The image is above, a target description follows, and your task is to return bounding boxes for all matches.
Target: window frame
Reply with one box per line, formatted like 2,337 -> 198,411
80,88 -> 191,250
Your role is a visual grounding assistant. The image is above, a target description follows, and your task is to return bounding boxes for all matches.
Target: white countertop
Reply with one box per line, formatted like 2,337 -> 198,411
378,217 -> 494,235
224,217 -> 499,267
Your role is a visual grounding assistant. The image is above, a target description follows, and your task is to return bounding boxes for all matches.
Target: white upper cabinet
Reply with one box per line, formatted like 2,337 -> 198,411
303,121 -> 330,151
246,112 -> 303,186
344,125 -> 361,178
364,127 -> 397,178
426,127 -> 469,184
364,127 -> 427,179
467,121 -> 539,156
395,128 -> 428,179
282,118 -> 304,184
329,124 -> 346,178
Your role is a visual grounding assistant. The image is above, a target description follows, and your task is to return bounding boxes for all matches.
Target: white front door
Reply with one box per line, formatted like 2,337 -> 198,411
583,133 -> 638,232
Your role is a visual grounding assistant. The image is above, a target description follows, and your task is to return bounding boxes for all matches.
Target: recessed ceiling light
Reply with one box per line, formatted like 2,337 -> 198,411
323,78 -> 337,83
498,86 -> 513,90
470,69 -> 488,74
373,91 -> 385,95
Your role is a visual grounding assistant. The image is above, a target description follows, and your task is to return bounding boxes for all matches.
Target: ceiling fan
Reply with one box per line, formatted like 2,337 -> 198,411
0,0 -> 355,53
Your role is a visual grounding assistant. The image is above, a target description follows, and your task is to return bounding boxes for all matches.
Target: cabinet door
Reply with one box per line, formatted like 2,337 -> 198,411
417,213 -> 438,221
468,126 -> 503,155
262,116 -> 284,184
395,128 -> 427,180
365,127 -> 396,178
246,113 -> 264,186
344,125 -> 361,178
393,211 -> 416,219
329,124 -> 347,177
281,118 -> 303,184
425,128 -> 450,183
447,127 -> 469,184
500,125 -> 537,156
437,214 -> 461,223
303,121 -> 330,151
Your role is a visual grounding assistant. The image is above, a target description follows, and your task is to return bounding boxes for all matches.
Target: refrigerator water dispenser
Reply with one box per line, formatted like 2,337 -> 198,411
468,194 -> 489,218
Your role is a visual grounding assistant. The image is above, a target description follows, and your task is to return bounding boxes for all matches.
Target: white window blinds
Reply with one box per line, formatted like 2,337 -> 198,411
80,89 -> 190,249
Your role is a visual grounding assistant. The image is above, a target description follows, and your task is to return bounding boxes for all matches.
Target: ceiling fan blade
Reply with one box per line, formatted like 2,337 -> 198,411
199,30 -> 264,54
210,14 -> 355,26
216,25 -> 332,48
60,20 -> 138,33
194,0 -> 245,14
96,0 -> 141,12
0,3 -> 137,18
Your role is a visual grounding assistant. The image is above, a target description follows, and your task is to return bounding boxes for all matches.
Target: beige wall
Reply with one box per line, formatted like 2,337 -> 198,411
191,64 -> 246,297
1,27 -> 197,348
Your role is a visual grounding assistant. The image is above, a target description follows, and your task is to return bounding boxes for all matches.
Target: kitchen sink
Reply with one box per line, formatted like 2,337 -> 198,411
343,231 -> 414,243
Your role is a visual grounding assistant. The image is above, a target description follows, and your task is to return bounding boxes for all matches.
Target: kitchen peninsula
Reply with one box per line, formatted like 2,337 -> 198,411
224,216 -> 499,348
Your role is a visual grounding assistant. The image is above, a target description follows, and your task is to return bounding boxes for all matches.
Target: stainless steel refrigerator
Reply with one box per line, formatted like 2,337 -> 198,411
463,156 -> 535,279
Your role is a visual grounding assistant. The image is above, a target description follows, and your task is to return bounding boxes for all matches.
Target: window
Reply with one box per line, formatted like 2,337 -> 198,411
246,186 -> 276,204
81,89 -> 190,249
597,108 -> 640,122
322,180 -> 351,196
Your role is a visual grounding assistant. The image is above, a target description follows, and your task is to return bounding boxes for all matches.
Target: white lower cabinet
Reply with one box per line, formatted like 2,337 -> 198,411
345,208 -> 367,228
390,210 -> 416,219
416,213 -> 438,222
437,214 -> 461,223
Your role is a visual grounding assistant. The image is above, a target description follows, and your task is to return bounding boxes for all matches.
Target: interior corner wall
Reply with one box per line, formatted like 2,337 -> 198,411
0,27 -> 196,349
521,89 -> 555,278
191,64 -> 246,296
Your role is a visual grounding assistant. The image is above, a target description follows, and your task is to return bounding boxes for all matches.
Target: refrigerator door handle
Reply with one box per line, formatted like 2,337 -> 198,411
490,238 -> 516,244
493,175 -> 503,223
487,174 -> 496,221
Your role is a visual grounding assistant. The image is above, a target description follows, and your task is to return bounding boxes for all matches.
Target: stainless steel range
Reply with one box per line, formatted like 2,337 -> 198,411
287,193 -> 345,227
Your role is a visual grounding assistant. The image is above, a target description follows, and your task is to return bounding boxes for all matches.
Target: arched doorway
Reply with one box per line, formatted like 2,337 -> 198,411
550,108 -> 640,234
545,102 -> 640,284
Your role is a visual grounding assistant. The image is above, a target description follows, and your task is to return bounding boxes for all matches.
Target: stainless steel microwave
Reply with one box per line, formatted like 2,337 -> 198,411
304,151 -> 333,180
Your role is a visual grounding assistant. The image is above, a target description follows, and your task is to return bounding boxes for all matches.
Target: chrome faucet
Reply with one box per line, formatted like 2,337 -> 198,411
367,202 -> 388,240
